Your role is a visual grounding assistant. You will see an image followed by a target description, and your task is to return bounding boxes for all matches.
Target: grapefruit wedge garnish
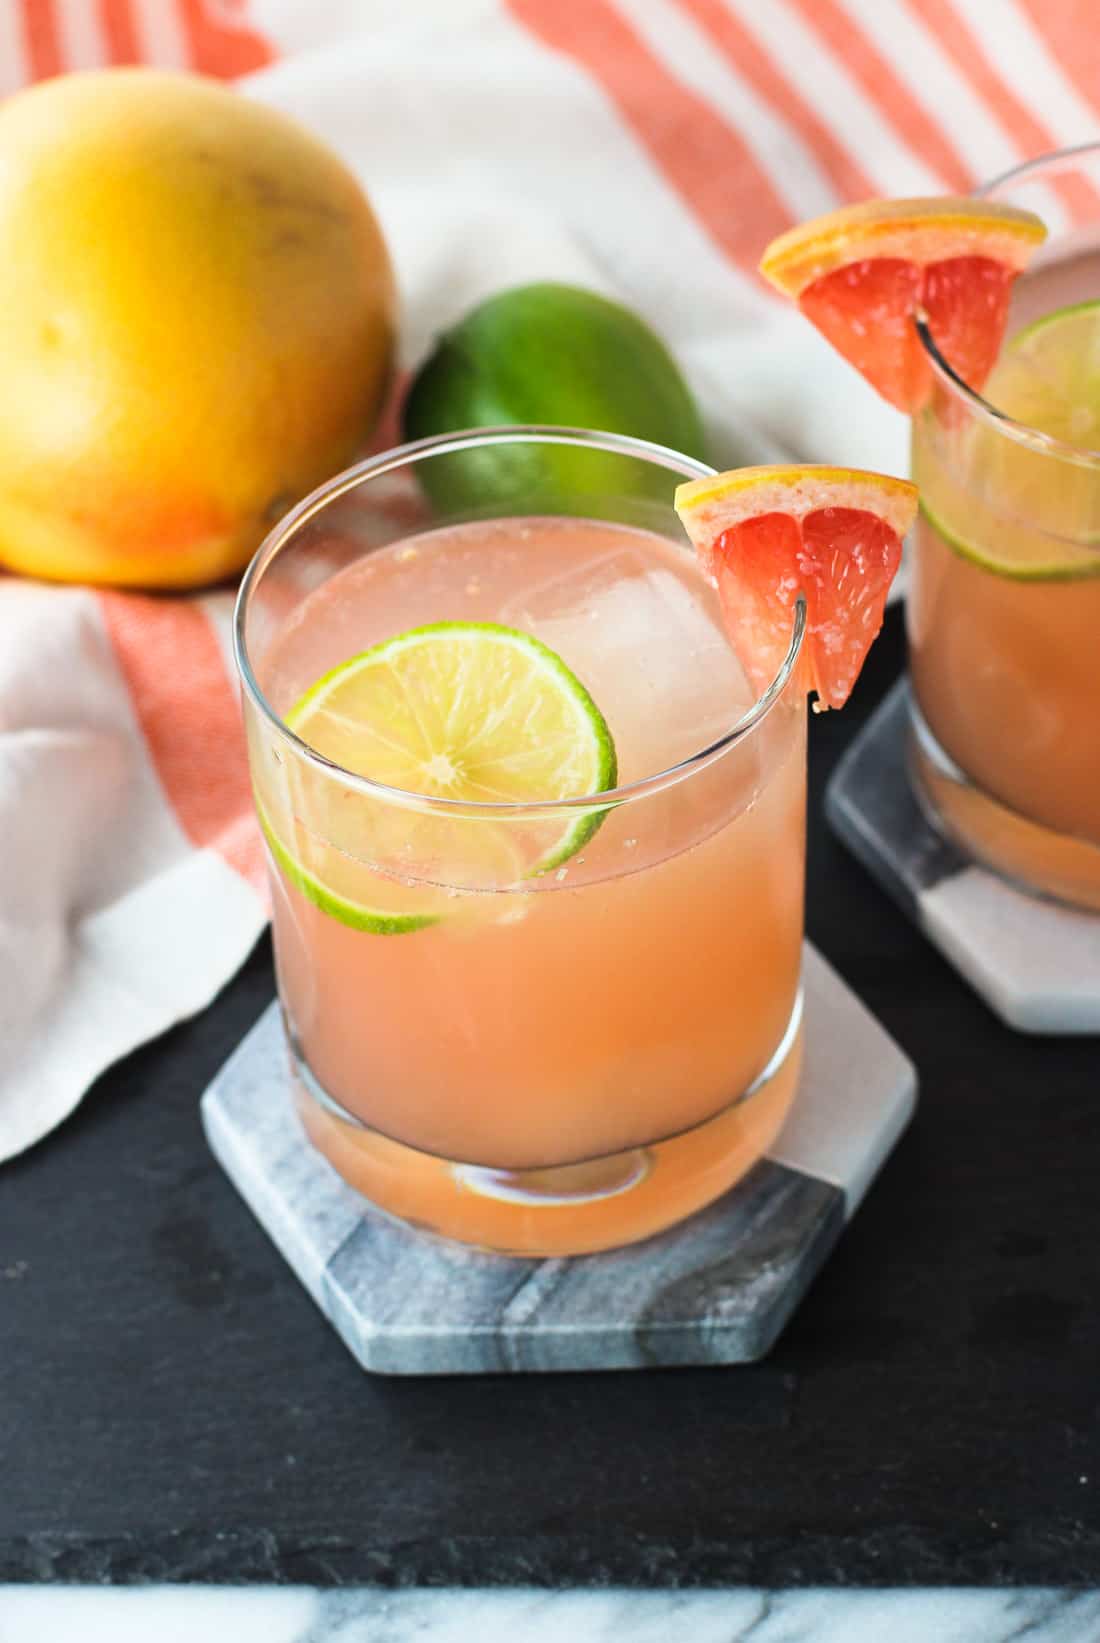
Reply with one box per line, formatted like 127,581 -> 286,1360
760,198 -> 1046,410
675,466 -> 918,710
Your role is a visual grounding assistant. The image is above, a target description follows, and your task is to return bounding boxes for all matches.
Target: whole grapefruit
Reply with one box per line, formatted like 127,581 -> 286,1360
0,69 -> 396,588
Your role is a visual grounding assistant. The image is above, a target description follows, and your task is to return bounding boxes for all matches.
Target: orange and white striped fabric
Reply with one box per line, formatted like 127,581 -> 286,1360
2,0 -> 1097,1159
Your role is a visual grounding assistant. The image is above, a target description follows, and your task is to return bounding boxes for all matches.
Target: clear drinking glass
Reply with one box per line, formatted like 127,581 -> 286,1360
909,143 -> 1100,909
235,427 -> 807,1257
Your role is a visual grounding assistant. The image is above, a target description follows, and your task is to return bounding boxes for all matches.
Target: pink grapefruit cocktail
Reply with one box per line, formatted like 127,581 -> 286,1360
236,431 -> 808,1256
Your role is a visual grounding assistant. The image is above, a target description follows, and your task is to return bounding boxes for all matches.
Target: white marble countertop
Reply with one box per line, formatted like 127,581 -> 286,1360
4,1587 -> 1100,1639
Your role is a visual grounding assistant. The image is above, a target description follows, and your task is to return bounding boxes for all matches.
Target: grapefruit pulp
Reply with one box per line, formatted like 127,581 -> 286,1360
760,198 -> 1046,410
675,466 -> 918,709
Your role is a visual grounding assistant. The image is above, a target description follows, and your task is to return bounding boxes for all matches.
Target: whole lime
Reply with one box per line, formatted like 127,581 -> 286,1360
401,283 -> 706,512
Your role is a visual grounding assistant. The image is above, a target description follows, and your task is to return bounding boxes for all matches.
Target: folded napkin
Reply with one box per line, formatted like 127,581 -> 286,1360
2,0 -> 1094,1159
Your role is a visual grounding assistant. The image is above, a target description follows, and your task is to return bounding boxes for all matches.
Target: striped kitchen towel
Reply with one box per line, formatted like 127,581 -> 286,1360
1,0 -> 1096,1159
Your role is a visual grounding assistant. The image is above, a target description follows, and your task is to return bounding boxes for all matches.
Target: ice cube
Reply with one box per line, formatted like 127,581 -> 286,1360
508,547 -> 751,780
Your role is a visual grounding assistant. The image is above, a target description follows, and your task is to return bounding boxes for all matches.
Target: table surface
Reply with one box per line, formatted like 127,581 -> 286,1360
6,1585 -> 1100,1639
4,611 -> 1099,1588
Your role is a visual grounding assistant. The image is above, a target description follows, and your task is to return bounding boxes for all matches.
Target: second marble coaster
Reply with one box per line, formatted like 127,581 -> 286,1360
826,679 -> 1100,1034
201,946 -> 915,1376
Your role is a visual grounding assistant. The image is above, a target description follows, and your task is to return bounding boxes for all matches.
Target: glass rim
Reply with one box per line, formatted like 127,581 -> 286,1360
914,139 -> 1100,467
233,425 -> 807,819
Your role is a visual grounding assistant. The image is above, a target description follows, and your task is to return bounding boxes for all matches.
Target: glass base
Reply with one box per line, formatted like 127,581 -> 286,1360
908,701 -> 1100,914
289,998 -> 805,1258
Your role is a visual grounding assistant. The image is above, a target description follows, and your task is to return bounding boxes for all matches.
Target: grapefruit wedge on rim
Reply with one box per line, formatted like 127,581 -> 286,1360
760,198 -> 1046,411
675,466 -> 918,710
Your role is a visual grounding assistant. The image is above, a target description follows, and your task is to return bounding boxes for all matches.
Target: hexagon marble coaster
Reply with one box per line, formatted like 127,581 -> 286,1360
826,679 -> 1100,1035
201,946 -> 914,1376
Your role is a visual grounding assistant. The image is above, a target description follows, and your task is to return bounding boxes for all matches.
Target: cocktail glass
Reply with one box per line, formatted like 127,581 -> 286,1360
235,427 -> 807,1257
909,143 -> 1100,909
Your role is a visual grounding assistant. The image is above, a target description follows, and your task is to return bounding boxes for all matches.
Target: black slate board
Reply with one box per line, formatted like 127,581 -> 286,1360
4,610 -> 1100,1588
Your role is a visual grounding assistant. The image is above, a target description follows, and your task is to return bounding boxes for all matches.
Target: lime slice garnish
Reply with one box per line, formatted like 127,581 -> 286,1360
913,300 -> 1100,581
257,802 -> 441,935
289,621 -> 617,815
262,621 -> 618,932
915,496 -> 1100,581
991,298 -> 1100,448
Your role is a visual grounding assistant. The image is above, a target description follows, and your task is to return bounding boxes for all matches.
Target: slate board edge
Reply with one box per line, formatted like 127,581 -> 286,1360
12,1520 -> 1100,1587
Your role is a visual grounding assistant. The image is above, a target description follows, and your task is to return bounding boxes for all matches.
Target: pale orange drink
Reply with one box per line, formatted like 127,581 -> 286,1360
909,147 -> 1100,908
236,430 -> 912,1255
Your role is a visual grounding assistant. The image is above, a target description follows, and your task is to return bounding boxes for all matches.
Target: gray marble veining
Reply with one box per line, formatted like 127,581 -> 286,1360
321,1159 -> 841,1372
827,679 -> 1100,1033
201,945 -> 914,1375
6,1586 -> 1100,1641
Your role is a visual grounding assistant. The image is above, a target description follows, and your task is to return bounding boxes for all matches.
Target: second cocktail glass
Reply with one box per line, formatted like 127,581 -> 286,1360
909,144 -> 1100,909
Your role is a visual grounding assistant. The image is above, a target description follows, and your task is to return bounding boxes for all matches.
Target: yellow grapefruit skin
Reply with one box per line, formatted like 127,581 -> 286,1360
0,69 -> 396,588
